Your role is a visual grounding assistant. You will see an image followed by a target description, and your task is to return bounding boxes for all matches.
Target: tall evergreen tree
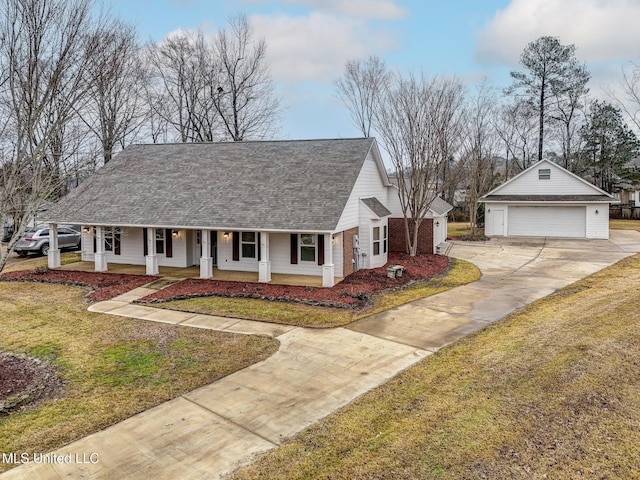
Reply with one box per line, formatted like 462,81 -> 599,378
507,36 -> 590,163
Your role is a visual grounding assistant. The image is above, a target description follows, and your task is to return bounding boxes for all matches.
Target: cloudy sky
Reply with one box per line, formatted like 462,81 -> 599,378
110,0 -> 640,139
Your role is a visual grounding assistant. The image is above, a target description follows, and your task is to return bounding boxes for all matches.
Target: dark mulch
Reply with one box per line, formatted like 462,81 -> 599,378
0,270 -> 157,302
140,253 -> 450,308
447,235 -> 489,241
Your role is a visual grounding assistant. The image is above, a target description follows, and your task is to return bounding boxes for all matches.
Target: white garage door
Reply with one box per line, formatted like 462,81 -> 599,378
508,206 -> 586,238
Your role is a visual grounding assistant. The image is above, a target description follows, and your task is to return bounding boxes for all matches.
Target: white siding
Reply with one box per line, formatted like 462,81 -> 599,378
335,151 -> 391,232
496,161 -> 601,195
585,204 -> 610,239
217,231 -> 259,273
433,214 -> 447,248
268,233 -> 324,276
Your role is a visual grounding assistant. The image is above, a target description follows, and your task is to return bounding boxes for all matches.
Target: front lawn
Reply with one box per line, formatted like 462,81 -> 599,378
610,218 -> 640,231
148,258 -> 480,328
0,282 -> 279,474
230,253 -> 640,479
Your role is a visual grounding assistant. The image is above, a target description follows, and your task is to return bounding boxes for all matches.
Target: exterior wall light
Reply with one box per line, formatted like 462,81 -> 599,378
82,226 -> 91,234
595,210 -> 599,215
172,229 -> 179,237
223,232 -> 230,239
436,221 -> 440,227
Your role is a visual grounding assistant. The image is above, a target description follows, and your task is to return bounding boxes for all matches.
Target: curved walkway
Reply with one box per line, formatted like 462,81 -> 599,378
2,231 -> 638,480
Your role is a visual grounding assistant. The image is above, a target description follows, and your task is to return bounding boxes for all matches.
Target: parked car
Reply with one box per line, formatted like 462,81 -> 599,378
14,225 -> 81,257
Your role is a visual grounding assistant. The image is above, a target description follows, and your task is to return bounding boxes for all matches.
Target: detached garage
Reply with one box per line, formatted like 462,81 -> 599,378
481,160 -> 616,239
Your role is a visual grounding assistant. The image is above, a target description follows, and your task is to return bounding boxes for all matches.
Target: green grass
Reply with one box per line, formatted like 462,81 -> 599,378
152,259 -> 481,328
0,282 -> 279,473
230,253 -> 640,479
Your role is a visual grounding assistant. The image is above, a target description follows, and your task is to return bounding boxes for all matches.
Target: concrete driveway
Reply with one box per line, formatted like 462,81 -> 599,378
350,230 -> 640,350
2,230 -> 638,480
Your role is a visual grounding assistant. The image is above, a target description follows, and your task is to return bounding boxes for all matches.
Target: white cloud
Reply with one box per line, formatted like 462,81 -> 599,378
251,11 -> 398,82
477,0 -> 640,66
243,0 -> 407,20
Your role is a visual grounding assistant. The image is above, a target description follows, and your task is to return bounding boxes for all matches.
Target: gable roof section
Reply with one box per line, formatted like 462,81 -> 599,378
46,138 -> 378,232
430,196 -> 454,216
361,197 -> 392,218
481,159 -> 614,201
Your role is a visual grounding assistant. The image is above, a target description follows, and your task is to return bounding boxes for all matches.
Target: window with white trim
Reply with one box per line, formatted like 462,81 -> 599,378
242,231 -> 256,258
373,226 -> 388,255
539,168 -> 551,180
300,233 -> 316,262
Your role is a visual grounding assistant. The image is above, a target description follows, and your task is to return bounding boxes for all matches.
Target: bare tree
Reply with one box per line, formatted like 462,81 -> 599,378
145,15 -> 280,143
212,14 -> 281,141
495,100 -> 538,174
463,80 -> 499,235
614,61 -> 640,133
334,55 -> 389,137
146,31 -> 214,142
0,0 -> 99,272
81,21 -> 149,164
375,73 -> 466,256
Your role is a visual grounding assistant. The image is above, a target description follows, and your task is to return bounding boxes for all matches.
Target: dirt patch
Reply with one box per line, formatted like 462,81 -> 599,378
0,352 -> 64,415
140,253 -> 450,308
0,270 -> 157,302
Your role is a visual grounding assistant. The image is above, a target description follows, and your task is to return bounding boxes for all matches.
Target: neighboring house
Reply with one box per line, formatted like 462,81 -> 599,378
481,159 -> 616,239
44,138 -> 451,286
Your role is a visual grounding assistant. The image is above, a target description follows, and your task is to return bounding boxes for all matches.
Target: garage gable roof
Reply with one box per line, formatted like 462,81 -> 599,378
481,159 -> 614,200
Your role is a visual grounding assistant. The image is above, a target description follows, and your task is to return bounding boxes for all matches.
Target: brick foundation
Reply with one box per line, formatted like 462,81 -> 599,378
342,227 -> 359,276
388,217 -> 434,254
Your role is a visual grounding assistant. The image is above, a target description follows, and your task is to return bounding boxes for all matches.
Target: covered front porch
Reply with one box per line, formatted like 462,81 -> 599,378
56,261 -> 342,287
47,224 -> 343,287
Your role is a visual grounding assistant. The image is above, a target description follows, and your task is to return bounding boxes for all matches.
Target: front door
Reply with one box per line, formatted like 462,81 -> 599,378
494,210 -> 505,236
193,230 -> 218,265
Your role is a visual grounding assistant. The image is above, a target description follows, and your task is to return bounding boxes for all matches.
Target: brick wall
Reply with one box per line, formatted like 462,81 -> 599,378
342,227 -> 359,276
388,217 -> 434,254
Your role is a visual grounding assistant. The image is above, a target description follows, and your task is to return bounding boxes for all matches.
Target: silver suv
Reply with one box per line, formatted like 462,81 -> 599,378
14,225 -> 81,257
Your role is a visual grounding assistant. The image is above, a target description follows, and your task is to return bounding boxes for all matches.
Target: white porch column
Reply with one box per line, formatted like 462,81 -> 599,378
322,233 -> 335,287
145,227 -> 159,275
258,232 -> 271,283
94,226 -> 108,272
200,229 -> 213,279
47,223 -> 60,269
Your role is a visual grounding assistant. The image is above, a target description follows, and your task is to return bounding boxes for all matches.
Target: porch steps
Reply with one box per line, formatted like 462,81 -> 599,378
111,277 -> 183,303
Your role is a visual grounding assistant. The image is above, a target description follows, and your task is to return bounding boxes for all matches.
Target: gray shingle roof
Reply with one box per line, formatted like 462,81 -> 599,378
430,196 -> 453,216
46,138 -> 378,231
482,194 -> 614,202
361,197 -> 392,218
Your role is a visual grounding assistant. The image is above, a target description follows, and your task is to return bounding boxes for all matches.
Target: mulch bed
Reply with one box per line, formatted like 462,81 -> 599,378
140,252 -> 450,309
0,253 -> 450,308
0,352 -> 64,416
0,270 -> 157,302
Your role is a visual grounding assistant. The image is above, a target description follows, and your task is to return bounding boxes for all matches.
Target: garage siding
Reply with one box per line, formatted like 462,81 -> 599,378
507,206 -> 586,238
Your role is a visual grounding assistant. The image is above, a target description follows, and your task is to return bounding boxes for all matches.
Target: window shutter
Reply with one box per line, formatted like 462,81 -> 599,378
165,229 -> 173,258
232,231 -> 240,261
114,229 -> 121,255
290,234 -> 298,264
143,228 -> 148,256
317,234 -> 325,265
93,227 -> 96,253
257,232 -> 261,261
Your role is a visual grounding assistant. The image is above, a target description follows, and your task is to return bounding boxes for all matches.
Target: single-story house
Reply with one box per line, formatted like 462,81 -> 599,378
481,159 -> 616,239
44,138 -> 451,286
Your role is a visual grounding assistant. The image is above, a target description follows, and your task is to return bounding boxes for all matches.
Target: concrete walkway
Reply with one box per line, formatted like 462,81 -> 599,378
3,231 -> 639,480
